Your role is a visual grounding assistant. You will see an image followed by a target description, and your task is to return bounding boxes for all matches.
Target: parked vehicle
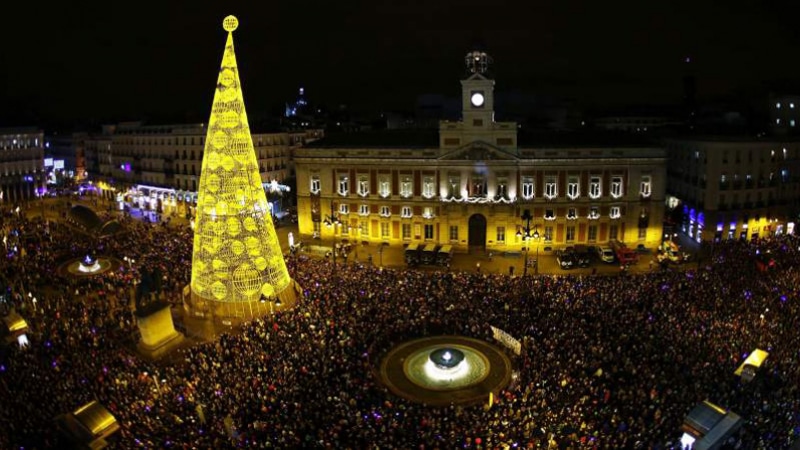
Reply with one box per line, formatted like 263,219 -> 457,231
597,246 -> 616,263
659,240 -> 684,263
556,250 -> 575,269
404,243 -> 420,266
420,244 -> 439,265
610,240 -> 638,265
572,245 -> 592,267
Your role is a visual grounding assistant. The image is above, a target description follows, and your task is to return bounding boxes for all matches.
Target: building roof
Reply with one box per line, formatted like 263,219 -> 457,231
304,130 -> 660,149
304,130 -> 439,149
518,131 -> 659,148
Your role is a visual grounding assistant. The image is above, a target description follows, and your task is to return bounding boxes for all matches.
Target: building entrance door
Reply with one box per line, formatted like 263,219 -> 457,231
468,214 -> 487,251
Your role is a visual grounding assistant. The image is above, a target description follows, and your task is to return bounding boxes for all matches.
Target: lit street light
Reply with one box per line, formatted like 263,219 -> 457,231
516,209 -> 540,276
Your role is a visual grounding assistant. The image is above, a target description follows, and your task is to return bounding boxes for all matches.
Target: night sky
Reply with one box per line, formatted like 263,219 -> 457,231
2,0 -> 799,128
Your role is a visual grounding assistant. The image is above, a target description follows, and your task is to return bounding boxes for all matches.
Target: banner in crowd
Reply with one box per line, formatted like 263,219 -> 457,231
490,325 -> 522,355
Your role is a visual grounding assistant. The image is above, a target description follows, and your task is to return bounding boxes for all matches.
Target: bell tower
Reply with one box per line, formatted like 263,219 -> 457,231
461,50 -> 495,127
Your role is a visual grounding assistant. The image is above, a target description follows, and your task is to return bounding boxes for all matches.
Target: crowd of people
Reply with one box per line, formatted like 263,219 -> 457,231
1,197 -> 800,449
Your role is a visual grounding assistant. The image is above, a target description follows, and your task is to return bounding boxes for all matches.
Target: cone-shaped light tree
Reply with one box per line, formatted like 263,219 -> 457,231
190,16 -> 294,315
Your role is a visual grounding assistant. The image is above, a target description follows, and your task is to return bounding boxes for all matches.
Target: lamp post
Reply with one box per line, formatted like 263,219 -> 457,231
323,200 -> 341,276
516,209 -> 540,276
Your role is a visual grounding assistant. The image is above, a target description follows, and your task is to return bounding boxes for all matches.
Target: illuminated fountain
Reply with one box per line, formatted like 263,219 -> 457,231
78,254 -> 101,273
63,254 -> 114,277
379,336 -> 512,406
407,344 -> 487,390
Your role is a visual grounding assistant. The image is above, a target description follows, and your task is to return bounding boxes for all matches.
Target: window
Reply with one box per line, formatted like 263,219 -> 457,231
448,176 -> 461,198
360,221 -> 369,236
449,225 -> 458,241
588,207 -> 600,220
638,227 -> 647,239
401,206 -> 412,218
588,225 -> 598,241
424,224 -> 434,240
422,207 -> 434,219
380,222 -> 390,239
339,203 -> 349,215
378,178 -> 390,198
544,176 -> 557,199
471,176 -> 486,197
566,226 -> 575,242
609,225 -> 618,240
400,176 -> 412,198
567,176 -> 580,199
566,208 -> 577,220
357,175 -> 369,196
359,204 -> 370,216
338,175 -> 349,196
310,176 -> 320,194
402,223 -> 411,240
496,177 -> 508,199
496,226 -> 505,243
720,173 -> 727,184
609,206 -> 621,219
521,176 -> 534,199
610,176 -> 623,198
640,175 -> 651,197
544,226 -> 554,243
544,209 -> 555,220
422,176 -> 435,198
589,176 -> 601,198
379,206 -> 390,217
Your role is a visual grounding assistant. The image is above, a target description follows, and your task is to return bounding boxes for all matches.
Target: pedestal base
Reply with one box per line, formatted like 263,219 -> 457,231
135,301 -> 185,360
136,332 -> 185,360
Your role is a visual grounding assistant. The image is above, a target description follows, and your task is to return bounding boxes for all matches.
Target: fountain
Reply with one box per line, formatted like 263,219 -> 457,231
78,254 -> 101,273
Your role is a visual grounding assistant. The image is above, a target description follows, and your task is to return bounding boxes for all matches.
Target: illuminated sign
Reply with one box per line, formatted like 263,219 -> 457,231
44,158 -> 53,167
53,160 -> 65,170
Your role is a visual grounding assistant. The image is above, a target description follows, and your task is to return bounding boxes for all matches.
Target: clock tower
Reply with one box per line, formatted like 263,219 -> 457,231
439,50 -> 517,154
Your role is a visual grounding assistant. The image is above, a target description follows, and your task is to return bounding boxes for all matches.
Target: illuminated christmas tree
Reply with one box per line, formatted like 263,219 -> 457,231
190,15 -> 296,317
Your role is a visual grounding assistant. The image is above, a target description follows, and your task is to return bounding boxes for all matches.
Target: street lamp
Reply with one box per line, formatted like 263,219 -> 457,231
323,200 -> 341,276
516,209 -> 540,276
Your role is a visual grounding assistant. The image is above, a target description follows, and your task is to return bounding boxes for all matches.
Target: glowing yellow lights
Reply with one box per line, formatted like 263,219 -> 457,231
190,15 -> 291,305
222,15 -> 239,32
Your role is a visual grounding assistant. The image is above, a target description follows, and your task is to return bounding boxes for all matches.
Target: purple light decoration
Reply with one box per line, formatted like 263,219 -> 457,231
0,364 -> 5,372
781,295 -> 787,302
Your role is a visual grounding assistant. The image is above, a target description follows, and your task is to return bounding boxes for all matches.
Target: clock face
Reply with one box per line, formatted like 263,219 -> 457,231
470,92 -> 485,107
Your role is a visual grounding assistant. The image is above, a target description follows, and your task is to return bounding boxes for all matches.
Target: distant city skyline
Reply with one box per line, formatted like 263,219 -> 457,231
2,0 -> 799,128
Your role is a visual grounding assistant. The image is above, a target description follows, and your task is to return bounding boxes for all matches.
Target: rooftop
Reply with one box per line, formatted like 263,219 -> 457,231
304,129 -> 660,149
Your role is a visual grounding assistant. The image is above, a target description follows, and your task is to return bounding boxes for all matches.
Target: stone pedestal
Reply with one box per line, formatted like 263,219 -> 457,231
135,301 -> 184,359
